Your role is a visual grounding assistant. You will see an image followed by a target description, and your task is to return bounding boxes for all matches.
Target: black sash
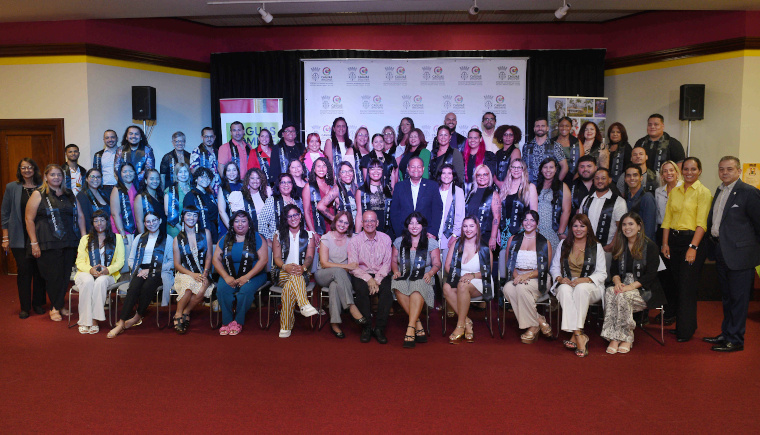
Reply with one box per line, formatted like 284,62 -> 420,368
240,191 -> 260,230
255,148 -> 271,184
609,145 -> 626,181
190,188 -> 214,233
562,242 -> 597,279
620,244 -> 651,301
644,170 -> 657,195
652,135 -> 670,173
85,188 -> 108,213
280,229 -> 309,277
176,230 -> 206,274
132,231 -> 167,278
581,193 -> 618,244
278,145 -> 288,173
501,192 -> 526,236
352,151 -> 364,186
446,241 -> 492,301
195,143 -> 213,170
336,183 -> 355,215
166,184 -> 181,226
398,243 -> 428,281
506,233 -> 550,292
442,186 -> 458,239
42,191 -> 77,238
228,141 -> 250,169
141,191 -> 161,216
430,146 -> 455,180
93,150 -> 103,171
567,141 -> 580,174
223,234 -> 259,278
360,185 -> 393,236
117,186 -> 135,234
472,186 -> 495,237
550,187 -> 564,232
124,145 -> 147,175
88,235 -> 115,268
331,141 -> 345,175
495,145 -> 516,181
308,181 -> 328,235
162,150 -> 189,186
273,195 -> 286,225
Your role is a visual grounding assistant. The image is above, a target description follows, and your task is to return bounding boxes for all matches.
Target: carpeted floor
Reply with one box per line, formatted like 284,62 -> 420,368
1,273 -> 759,433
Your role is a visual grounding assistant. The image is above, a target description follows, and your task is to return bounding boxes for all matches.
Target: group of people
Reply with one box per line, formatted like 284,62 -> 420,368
3,112 -> 759,354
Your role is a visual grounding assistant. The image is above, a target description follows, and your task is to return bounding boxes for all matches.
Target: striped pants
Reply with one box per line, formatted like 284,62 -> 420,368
278,271 -> 310,330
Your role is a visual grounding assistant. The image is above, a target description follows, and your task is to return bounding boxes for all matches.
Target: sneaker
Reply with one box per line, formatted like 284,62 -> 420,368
300,304 -> 318,317
279,329 -> 292,338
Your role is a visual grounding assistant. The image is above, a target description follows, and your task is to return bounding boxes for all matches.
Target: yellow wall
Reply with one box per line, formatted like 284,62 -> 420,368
740,56 -> 760,166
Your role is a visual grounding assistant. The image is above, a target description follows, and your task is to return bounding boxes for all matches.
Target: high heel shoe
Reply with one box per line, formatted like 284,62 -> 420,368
538,317 -> 552,337
353,316 -> 369,326
465,319 -> 474,343
574,333 -> 589,358
449,325 -> 465,345
520,329 -> 539,344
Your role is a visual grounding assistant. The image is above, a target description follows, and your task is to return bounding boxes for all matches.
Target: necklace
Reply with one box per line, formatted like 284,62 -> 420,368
523,234 -> 536,239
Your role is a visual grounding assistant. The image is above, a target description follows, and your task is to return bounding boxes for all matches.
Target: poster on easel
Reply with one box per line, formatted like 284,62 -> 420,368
219,98 -> 283,148
548,96 -> 608,139
743,163 -> 760,189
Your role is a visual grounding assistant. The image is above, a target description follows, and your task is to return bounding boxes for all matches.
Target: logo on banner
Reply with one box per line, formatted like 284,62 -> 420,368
385,66 -> 395,81
360,94 -> 383,114
498,66 -> 508,81
396,67 -> 405,76
460,66 -> 470,81
311,66 -> 333,85
434,66 -> 443,76
361,95 -> 371,109
347,66 -> 370,85
497,65 -> 521,85
323,125 -> 331,134
347,67 -> 357,81
508,66 -> 520,81
311,67 -> 321,82
471,66 -> 481,79
454,95 -> 465,110
494,95 -> 507,113
510,66 -> 518,75
323,67 -> 331,76
484,94 -> 494,110
442,94 -> 453,110
359,66 -> 368,75
311,125 -> 321,134
321,95 -> 331,109
332,95 -> 342,106
422,66 -> 432,81
402,94 -> 412,110
385,66 -> 407,85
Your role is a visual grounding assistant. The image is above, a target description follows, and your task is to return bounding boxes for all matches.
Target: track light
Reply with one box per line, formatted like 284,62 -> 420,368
469,0 -> 479,16
258,4 -> 273,23
555,1 -> 570,19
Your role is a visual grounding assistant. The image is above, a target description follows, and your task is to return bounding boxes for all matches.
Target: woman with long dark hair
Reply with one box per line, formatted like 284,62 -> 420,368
437,164 -> 465,264
493,125 -> 523,189
171,205 -> 213,334
382,125 -> 401,159
77,168 -> 110,234
397,128 -> 430,181
318,161 -> 357,224
25,164 -> 80,321
354,159 -> 393,237
212,210 -> 268,336
107,211 -> 174,338
606,122 -> 633,184
552,117 -> 582,185
247,128 -> 275,186
288,158 -> 308,191
217,161 -> 243,239
324,117 -> 352,176
535,157 -> 571,250
579,121 -> 609,170
73,210 -> 125,334
502,211 -> 553,343
2,158 -> 46,318
429,125 -> 465,184
241,168 -> 271,224
396,117 -> 414,155
134,168 -> 166,234
550,214 -> 607,357
110,163 -> 138,263
164,162 -> 192,238
303,156 -> 335,240
391,212 -> 441,348
183,167 -> 219,244
660,156 -> 711,342
361,133 -> 398,191
442,216 -> 493,344
272,204 -> 319,338
258,173 -> 303,246
602,212 -> 666,354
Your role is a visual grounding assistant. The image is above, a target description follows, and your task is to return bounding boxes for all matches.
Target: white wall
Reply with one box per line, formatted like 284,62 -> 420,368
740,56 -> 760,166
0,62 -> 91,157
605,57 -> 746,192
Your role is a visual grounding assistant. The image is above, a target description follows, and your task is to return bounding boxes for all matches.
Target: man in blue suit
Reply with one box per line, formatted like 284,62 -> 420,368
703,156 -> 760,352
391,156 -> 444,238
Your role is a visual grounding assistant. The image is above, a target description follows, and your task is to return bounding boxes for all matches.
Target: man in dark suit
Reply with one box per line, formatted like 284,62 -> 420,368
703,156 -> 760,352
391,156 -> 444,238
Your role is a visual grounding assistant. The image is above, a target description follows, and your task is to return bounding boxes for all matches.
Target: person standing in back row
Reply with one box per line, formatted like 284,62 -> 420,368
633,114 -> 685,173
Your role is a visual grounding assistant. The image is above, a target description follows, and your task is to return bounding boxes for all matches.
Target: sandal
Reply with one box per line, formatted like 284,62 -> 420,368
78,325 -> 90,334
228,321 -> 242,336
182,313 -> 190,328
618,342 -> 632,354
107,324 -> 125,339
89,325 -> 99,334
563,335 -> 578,349
449,325 -> 465,344
403,326 -> 416,348
172,316 -> 183,332
538,317 -> 552,337
574,333 -> 589,358
219,324 -> 230,336
465,319 -> 474,343
520,329 -> 539,344
415,328 -> 428,343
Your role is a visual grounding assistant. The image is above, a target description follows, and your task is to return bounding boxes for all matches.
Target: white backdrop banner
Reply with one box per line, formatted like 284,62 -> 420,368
303,58 -> 527,149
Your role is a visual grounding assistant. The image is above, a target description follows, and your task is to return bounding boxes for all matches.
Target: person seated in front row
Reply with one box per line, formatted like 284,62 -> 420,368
348,210 -> 394,344
212,210 -> 269,336
550,213 -> 607,357
391,212 -> 441,348
272,204 -> 319,338
601,212 -> 666,354
314,211 -> 368,339
171,206 -> 213,334
74,210 -> 125,334
442,216 -> 494,344
107,212 -> 174,338
502,211 -> 553,344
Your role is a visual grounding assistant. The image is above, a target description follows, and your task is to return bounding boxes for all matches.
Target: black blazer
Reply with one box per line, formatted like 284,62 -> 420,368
707,179 -> 760,270
390,178 -> 443,238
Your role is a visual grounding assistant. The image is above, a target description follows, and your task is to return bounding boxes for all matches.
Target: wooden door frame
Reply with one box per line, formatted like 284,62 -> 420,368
0,119 -> 66,164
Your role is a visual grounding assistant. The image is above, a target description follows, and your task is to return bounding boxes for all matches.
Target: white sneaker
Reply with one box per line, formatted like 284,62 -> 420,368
300,304 -> 318,317
279,329 -> 292,338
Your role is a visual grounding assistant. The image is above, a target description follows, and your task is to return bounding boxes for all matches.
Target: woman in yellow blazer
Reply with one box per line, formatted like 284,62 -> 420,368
74,210 -> 125,334
661,157 -> 712,342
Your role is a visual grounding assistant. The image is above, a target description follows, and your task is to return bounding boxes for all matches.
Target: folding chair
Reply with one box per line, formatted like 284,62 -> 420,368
66,280 -> 124,328
259,252 -> 317,330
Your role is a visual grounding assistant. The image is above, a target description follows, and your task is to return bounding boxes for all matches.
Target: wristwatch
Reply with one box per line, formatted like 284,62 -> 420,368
688,243 -> 699,250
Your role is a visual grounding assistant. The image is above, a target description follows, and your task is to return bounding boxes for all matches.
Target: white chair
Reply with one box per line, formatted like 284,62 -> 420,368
441,296 -> 493,338
66,280 -> 124,328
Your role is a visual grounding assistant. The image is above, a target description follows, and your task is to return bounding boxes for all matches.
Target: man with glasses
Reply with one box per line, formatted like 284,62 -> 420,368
523,117 -> 569,184
270,121 -> 305,183
92,129 -> 121,195
348,210 -> 393,344
190,127 -> 221,193
480,112 -> 498,153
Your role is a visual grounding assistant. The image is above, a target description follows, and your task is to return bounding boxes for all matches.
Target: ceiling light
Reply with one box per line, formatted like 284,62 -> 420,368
469,0 -> 479,16
555,1 -> 570,19
258,4 -> 273,23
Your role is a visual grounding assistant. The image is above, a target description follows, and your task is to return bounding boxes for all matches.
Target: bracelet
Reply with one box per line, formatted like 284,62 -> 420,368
30,242 -> 39,245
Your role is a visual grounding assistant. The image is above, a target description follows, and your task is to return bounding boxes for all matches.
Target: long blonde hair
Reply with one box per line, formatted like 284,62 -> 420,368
500,158 -> 530,204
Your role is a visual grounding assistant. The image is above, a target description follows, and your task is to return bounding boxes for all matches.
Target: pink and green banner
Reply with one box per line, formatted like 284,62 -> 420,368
219,98 -> 283,148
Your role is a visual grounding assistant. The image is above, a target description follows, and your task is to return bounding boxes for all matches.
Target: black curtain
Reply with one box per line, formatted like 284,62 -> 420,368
210,49 -> 605,146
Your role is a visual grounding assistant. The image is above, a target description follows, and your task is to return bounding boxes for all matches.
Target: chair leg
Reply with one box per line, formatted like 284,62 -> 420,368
441,299 -> 447,337
638,306 -> 666,346
487,300 -> 494,338
67,290 -> 74,328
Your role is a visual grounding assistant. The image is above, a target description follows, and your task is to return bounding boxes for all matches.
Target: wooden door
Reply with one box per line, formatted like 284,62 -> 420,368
0,119 -> 65,274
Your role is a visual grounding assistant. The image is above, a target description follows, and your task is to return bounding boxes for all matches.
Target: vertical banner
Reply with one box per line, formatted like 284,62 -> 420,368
219,98 -> 283,148
548,96 -> 608,139
303,58 -> 527,150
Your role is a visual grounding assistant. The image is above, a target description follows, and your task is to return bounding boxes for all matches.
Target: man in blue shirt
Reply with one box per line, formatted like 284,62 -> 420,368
622,164 -> 657,240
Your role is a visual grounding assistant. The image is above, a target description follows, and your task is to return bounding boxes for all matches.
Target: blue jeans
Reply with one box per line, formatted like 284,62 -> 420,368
217,273 -> 267,326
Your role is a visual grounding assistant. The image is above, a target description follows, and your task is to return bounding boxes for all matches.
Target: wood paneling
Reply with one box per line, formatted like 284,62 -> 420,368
605,37 -> 760,70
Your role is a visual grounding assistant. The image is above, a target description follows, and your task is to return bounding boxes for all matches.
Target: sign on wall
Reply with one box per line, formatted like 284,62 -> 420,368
548,96 -> 608,139
219,98 -> 283,148
303,58 -> 527,149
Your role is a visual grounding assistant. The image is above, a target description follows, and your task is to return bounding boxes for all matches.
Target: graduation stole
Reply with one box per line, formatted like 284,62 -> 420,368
166,184 -> 181,226
445,240 -> 493,300
562,242 -> 597,279
88,234 -> 115,268
506,232 -> 550,291
442,186 -> 458,239
581,192 -> 618,244
223,233 -> 259,278
132,231 -> 167,278
176,230 -> 207,274
117,185 -> 135,234
308,181 -> 327,235
398,241 -> 428,281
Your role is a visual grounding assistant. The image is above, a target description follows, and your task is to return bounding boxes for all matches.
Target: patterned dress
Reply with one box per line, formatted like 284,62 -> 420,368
537,188 -> 560,251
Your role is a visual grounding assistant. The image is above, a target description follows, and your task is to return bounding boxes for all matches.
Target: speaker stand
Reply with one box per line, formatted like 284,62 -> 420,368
686,120 -> 692,157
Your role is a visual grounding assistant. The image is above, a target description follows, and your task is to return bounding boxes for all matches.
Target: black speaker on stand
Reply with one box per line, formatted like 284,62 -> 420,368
132,86 -> 156,120
679,84 -> 704,156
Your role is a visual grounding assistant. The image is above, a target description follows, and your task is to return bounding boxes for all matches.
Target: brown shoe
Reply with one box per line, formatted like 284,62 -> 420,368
49,309 -> 62,322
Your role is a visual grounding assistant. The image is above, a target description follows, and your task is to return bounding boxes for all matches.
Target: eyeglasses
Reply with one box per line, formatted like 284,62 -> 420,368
510,165 -> 523,170
145,219 -> 160,225
339,170 -> 353,175
279,180 -> 293,185
283,129 -> 297,134
20,166 -> 34,171
483,117 -> 495,121
503,133 -> 514,137
364,219 -> 378,223
89,175 -> 102,179
476,173 -> 489,178
383,132 -> 394,136
287,214 -> 301,220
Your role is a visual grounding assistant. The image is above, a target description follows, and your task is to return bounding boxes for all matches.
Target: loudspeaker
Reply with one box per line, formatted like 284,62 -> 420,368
679,84 -> 704,121
132,86 -> 156,121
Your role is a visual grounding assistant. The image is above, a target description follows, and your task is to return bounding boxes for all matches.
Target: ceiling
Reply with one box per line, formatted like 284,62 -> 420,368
2,0 -> 758,27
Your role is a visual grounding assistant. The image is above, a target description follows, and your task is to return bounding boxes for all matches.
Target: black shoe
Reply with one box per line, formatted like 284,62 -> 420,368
677,336 -> 692,343
663,316 -> 676,326
331,327 -> 345,339
373,328 -> 388,344
360,325 -> 372,343
711,342 -> 744,352
32,305 -> 46,315
353,316 -> 369,326
702,334 -> 725,344
19,310 -> 30,319
668,329 -> 677,335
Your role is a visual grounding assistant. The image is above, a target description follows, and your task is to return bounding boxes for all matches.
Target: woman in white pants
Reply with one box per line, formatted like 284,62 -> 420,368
550,213 -> 606,357
74,210 -> 125,334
